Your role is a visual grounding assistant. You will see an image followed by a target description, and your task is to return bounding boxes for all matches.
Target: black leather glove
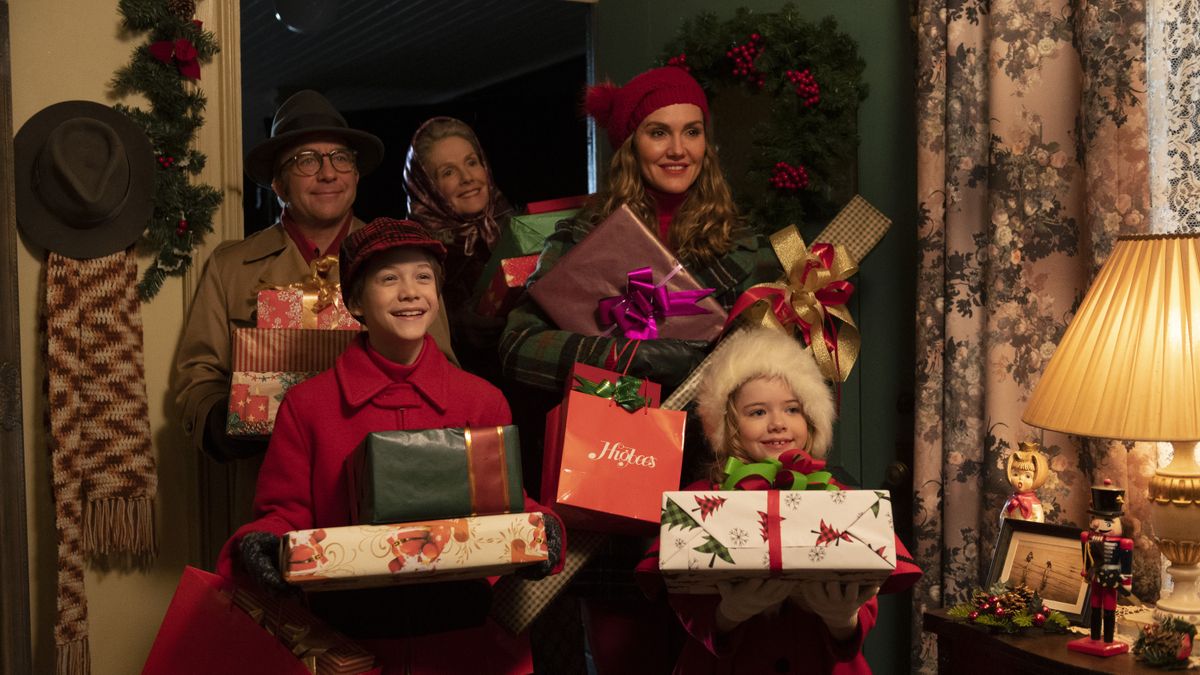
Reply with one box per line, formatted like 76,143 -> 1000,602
203,397 -> 267,462
618,338 -> 710,394
516,514 -> 564,581
238,531 -> 288,594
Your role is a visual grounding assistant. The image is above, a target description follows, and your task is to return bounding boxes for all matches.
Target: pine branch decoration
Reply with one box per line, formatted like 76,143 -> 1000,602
113,0 -> 222,300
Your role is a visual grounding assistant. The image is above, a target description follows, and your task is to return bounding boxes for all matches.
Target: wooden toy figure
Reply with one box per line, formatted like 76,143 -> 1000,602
1067,479 -> 1133,657
1002,441 -> 1051,524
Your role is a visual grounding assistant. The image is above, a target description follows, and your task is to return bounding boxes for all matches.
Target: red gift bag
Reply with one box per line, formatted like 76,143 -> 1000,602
143,567 -> 379,675
543,358 -> 686,535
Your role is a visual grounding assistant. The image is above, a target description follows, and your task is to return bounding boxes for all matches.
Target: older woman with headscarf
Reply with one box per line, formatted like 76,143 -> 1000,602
404,117 -> 515,379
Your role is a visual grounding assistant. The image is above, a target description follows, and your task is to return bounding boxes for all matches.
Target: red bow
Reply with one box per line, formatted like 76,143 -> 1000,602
1005,492 -> 1038,519
149,38 -> 201,80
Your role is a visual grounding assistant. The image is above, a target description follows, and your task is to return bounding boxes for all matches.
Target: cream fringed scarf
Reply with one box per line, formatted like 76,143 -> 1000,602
45,250 -> 157,674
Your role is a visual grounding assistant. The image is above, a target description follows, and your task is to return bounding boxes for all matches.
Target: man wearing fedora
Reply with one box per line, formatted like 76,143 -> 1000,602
174,90 -> 456,555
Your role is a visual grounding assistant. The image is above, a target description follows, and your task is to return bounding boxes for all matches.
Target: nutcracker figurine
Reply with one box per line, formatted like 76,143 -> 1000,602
1001,441 -> 1050,524
1067,478 -> 1133,657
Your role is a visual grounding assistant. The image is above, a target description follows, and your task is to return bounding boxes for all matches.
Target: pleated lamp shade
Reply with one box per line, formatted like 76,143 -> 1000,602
1022,233 -> 1200,441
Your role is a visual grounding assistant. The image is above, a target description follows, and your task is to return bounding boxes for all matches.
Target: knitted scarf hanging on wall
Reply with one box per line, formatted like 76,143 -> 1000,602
45,250 -> 158,675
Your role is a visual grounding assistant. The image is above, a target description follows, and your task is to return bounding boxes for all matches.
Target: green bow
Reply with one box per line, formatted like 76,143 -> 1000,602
573,375 -> 649,412
720,452 -> 838,491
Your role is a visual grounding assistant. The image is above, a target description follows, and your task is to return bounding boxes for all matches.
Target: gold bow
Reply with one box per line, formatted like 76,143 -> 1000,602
265,256 -> 343,328
735,227 -> 861,382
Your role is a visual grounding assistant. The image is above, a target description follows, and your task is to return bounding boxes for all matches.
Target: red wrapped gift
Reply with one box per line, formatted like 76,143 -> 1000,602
476,254 -> 539,317
143,566 -> 378,675
256,256 -> 361,330
542,361 -> 686,535
528,205 -> 727,341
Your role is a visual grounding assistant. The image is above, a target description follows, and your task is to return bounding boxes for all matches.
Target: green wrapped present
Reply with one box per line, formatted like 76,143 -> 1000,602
471,209 -> 579,301
347,426 -> 526,525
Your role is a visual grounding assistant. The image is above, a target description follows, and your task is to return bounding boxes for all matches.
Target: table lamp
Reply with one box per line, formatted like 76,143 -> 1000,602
1022,232 -> 1200,625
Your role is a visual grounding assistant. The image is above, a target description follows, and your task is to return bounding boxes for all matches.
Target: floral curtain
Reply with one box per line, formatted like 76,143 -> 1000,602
911,0 -> 1155,670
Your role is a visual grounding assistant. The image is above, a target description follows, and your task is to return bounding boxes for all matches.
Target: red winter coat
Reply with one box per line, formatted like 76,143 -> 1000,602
217,333 -> 559,675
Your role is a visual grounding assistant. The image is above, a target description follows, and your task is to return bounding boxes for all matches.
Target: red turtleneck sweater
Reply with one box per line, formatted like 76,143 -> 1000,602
647,187 -> 689,248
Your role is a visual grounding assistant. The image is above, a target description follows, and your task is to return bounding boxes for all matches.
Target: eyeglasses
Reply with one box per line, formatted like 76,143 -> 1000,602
281,149 -> 358,177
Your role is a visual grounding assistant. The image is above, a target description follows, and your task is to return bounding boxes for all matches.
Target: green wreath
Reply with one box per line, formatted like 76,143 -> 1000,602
660,4 -> 866,230
112,0 -> 222,301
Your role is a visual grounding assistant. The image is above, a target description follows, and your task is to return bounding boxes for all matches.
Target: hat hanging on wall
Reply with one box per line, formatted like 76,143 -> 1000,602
14,100 -> 155,260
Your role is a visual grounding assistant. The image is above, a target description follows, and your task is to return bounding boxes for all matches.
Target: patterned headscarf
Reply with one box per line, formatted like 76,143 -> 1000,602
403,117 -> 513,257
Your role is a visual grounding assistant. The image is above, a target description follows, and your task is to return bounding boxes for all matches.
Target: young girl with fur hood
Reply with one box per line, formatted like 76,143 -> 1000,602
652,327 -> 913,674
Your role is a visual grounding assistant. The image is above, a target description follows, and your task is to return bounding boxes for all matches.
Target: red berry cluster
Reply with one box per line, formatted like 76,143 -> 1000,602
770,161 -> 809,191
667,53 -> 691,72
175,218 -> 188,236
157,154 -> 176,169
727,33 -> 765,88
786,69 -> 821,107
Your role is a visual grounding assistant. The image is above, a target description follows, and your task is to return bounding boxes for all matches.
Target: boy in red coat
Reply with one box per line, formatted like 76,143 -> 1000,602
217,217 -> 564,674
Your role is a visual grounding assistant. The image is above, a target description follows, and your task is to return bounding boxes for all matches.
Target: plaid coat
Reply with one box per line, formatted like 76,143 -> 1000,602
499,216 -> 782,392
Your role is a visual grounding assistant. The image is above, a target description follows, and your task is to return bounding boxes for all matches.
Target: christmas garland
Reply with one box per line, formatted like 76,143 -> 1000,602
661,4 -> 867,230
947,583 -> 1070,634
111,0 -> 222,301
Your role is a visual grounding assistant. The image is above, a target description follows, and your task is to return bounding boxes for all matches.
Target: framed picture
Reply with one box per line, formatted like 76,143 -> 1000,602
986,519 -> 1090,625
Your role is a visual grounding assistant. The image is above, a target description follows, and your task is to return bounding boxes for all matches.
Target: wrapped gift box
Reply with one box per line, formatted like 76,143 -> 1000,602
528,205 -> 727,341
230,587 -> 377,674
471,207 -> 580,301
542,362 -> 685,535
476,254 -> 539,317
281,512 -> 548,591
658,489 -> 897,593
347,426 -> 525,525
227,328 -> 359,436
257,288 -> 360,330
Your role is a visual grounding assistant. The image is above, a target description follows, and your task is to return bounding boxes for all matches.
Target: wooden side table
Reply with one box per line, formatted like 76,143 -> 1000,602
922,609 -> 1157,674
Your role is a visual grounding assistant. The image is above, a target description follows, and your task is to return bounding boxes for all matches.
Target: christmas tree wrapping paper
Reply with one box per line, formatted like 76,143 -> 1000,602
476,254 -> 539,317
347,426 -> 526,525
227,328 -> 359,436
659,490 -> 896,592
281,512 -> 548,591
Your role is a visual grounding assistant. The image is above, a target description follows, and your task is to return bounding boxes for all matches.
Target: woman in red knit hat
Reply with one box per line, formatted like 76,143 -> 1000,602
217,217 -> 565,675
500,66 -> 784,674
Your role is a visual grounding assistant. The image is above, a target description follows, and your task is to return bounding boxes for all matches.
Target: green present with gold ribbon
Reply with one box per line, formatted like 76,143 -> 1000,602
347,426 -> 526,525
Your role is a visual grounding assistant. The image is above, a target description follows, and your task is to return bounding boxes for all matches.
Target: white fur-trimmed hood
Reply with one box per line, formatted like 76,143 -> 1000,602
696,328 -> 836,457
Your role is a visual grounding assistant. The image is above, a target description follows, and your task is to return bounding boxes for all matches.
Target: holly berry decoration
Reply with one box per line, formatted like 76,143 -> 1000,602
176,218 -> 188,236
1133,617 -> 1197,668
667,53 -> 691,72
950,584 -> 1069,634
770,161 -> 810,192
1032,613 -> 1046,627
727,33 -> 765,88
786,68 -> 821,107
157,155 -> 176,169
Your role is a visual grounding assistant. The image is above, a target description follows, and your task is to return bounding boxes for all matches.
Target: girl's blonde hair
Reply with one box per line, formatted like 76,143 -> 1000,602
710,375 -> 820,483
580,133 -> 741,262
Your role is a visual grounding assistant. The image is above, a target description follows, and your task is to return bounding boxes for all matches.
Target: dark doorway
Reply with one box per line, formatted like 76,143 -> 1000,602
239,0 -> 591,234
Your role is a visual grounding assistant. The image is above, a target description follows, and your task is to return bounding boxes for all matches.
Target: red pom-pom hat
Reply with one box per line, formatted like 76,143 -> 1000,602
584,66 -> 710,149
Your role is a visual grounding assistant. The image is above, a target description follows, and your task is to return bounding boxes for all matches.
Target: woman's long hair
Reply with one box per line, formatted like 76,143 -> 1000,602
581,134 -> 741,262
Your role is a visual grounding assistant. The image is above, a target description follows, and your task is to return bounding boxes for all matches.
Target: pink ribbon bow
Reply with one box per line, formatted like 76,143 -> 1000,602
596,265 -> 714,339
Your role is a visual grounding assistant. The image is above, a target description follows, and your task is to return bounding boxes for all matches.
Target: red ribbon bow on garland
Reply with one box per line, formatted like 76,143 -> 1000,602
149,38 -> 201,80
725,227 -> 860,382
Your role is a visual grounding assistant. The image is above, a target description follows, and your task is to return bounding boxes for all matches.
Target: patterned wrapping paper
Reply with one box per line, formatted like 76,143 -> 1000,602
230,587 -> 378,675
257,288 -> 360,330
281,512 -> 548,591
528,205 -> 727,341
659,490 -> 897,593
476,254 -> 539,317
227,328 -> 359,436
489,530 -> 607,635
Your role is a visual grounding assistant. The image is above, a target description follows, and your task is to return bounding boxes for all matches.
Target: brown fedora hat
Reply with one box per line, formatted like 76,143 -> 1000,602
244,89 -> 384,187
14,100 -> 155,260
